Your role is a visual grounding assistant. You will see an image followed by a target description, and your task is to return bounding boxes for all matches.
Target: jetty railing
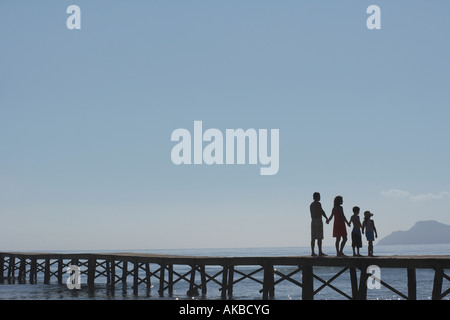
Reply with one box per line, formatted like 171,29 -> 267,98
0,252 -> 449,300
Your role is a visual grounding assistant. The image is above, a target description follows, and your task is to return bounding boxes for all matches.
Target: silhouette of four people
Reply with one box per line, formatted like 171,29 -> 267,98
310,192 -> 377,257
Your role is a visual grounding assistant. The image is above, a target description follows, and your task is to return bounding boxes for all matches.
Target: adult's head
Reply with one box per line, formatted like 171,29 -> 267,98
313,192 -> 320,201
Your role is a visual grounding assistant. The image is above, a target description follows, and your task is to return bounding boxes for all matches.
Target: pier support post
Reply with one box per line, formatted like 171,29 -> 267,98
227,265 -> 234,298
44,258 -> 51,284
432,267 -> 444,300
29,258 -> 37,284
302,263 -> 314,300
350,266 -> 358,299
145,262 -> 151,292
188,264 -> 196,296
158,264 -> 166,296
8,256 -> 15,282
200,265 -> 207,295
221,265 -> 228,299
106,260 -> 111,285
407,268 -> 416,300
18,257 -> 26,284
57,258 -> 63,284
358,265 -> 368,300
122,261 -> 128,285
110,260 -> 116,289
262,263 -> 274,300
168,264 -> 174,296
88,257 -> 96,286
0,254 -> 4,282
133,259 -> 139,294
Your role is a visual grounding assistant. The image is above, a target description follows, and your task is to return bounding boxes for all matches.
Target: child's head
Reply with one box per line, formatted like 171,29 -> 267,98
364,211 -> 374,220
352,206 -> 360,215
333,195 -> 343,207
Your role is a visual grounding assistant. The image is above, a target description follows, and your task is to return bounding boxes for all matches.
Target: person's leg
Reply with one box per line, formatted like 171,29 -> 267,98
335,237 -> 340,256
340,236 -> 347,255
311,239 -> 316,256
318,239 -> 326,256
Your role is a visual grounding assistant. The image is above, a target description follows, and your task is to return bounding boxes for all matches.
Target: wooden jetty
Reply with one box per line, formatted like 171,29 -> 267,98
0,252 -> 449,300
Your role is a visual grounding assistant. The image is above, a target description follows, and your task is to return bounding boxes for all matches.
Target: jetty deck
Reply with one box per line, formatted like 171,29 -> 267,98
1,252 -> 449,300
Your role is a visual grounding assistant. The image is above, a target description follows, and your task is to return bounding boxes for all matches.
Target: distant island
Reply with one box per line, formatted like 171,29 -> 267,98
378,220 -> 450,245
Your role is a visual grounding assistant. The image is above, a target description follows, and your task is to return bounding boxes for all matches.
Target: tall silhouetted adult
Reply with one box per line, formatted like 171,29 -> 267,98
310,192 -> 328,257
327,195 -> 350,257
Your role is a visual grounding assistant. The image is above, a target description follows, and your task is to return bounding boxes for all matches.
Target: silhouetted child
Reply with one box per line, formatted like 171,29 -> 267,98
362,211 -> 378,257
349,206 -> 362,256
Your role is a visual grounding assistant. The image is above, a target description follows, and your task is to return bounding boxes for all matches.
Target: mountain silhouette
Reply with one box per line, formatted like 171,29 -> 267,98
378,220 -> 450,245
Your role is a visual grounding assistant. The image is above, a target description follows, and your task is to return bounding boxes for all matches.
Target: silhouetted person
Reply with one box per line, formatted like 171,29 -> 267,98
350,206 -> 363,256
310,192 -> 328,257
362,211 -> 378,257
327,196 -> 350,257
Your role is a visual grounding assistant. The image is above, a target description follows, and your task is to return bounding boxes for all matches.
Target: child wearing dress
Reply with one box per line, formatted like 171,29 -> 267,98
349,206 -> 362,257
327,196 -> 350,257
362,211 -> 378,257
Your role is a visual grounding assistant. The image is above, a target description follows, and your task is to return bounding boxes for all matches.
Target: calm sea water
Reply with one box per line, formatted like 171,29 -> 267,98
1,244 -> 449,300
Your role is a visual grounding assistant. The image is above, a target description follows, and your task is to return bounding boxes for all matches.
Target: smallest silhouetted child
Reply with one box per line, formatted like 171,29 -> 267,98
349,206 -> 362,256
362,211 -> 378,257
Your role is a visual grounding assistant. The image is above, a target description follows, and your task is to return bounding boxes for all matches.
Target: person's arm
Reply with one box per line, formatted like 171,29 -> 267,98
362,220 -> 365,234
373,221 -> 378,238
327,209 -> 334,224
319,203 -> 328,220
342,208 -> 351,227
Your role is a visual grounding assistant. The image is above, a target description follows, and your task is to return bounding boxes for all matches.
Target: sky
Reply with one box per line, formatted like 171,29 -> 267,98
1,1 -> 450,251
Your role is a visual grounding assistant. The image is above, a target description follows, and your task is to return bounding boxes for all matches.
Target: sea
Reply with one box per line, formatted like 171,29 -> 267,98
0,244 -> 449,300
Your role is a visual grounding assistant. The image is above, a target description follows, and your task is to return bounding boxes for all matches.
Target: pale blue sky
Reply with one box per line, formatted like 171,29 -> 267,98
1,1 -> 449,251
